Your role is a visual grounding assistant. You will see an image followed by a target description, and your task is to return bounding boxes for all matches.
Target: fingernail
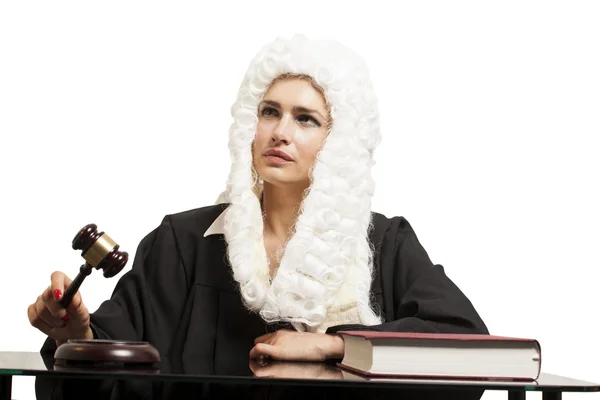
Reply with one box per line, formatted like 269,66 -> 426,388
53,290 -> 62,301
62,315 -> 70,322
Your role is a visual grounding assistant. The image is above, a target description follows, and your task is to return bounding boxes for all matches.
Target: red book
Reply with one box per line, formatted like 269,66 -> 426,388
337,331 -> 541,381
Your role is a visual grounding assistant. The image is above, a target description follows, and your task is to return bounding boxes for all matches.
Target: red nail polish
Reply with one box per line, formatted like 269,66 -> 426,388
53,290 -> 62,301
62,315 -> 70,322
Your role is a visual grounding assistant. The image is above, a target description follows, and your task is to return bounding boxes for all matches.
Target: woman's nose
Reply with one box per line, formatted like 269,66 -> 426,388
271,116 -> 293,144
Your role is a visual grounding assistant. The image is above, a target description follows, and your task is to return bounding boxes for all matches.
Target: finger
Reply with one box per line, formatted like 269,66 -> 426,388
50,271 -> 69,302
66,291 -> 90,327
248,358 -> 265,375
254,355 -> 270,367
249,343 -> 281,360
253,360 -> 277,376
254,333 -> 274,345
249,344 -> 263,359
41,286 -> 68,320
36,296 -> 66,328
46,272 -> 83,322
28,302 -> 52,333
30,300 -> 63,331
254,329 -> 296,345
250,363 -> 274,377
41,285 -> 56,305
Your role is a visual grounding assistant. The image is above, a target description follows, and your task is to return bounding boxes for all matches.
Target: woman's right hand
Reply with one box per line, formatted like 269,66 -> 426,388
28,271 -> 93,345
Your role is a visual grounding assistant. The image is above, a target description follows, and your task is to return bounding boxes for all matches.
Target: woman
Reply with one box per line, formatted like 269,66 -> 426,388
29,35 -> 488,399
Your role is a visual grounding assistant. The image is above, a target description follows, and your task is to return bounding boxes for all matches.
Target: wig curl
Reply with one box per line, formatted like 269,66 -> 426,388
217,34 -> 382,332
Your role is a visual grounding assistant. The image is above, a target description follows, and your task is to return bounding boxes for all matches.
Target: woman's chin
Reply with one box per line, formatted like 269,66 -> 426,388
261,175 -> 309,188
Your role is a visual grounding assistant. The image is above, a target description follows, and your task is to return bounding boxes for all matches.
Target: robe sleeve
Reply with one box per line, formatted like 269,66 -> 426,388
327,218 -> 489,335
36,215 -> 189,400
87,214 -> 190,348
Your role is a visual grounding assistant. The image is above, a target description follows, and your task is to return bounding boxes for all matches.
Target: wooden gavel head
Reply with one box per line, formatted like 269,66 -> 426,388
72,224 -> 128,278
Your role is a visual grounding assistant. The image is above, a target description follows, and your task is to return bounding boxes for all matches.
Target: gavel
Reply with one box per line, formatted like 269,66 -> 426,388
54,224 -> 160,369
59,223 -> 128,309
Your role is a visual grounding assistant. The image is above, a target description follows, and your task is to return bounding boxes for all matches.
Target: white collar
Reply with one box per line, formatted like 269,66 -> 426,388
203,209 -> 226,237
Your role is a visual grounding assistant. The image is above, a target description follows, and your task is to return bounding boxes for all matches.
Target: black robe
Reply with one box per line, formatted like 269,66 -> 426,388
37,203 -> 488,399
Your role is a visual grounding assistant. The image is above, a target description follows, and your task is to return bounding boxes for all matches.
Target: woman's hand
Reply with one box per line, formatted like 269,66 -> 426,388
249,358 -> 343,380
27,271 -> 93,346
250,329 -> 344,361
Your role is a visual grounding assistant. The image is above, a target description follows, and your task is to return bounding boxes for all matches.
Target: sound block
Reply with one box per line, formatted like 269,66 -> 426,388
54,339 -> 160,370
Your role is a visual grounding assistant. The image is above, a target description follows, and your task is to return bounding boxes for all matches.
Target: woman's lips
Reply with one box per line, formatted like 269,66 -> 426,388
264,149 -> 293,163
264,154 -> 292,164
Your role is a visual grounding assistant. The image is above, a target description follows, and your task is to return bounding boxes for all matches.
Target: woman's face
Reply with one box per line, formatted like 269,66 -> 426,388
253,78 -> 330,189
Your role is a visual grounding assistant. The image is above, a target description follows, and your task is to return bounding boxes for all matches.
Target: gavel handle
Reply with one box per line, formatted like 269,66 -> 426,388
59,263 -> 93,309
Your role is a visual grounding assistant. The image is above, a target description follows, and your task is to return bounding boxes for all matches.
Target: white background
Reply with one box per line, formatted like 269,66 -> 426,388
1,1 -> 598,399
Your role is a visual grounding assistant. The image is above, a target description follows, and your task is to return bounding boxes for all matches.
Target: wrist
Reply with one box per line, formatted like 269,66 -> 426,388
54,327 -> 93,348
83,326 -> 94,340
325,333 -> 345,360
73,326 -> 94,341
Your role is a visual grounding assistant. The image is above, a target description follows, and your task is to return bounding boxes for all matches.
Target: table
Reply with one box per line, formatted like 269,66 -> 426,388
1,351 -> 598,400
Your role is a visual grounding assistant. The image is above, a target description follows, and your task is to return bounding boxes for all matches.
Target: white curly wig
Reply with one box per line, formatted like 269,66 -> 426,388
216,34 -> 383,333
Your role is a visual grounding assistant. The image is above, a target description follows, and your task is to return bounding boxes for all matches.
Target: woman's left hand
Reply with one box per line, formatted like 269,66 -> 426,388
250,329 -> 344,361
249,358 -> 343,380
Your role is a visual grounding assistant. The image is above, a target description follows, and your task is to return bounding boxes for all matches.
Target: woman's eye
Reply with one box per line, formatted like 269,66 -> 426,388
261,107 -> 278,117
297,115 -> 321,127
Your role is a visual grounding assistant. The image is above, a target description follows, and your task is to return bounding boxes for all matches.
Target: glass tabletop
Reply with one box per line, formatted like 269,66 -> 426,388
1,351 -> 599,393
